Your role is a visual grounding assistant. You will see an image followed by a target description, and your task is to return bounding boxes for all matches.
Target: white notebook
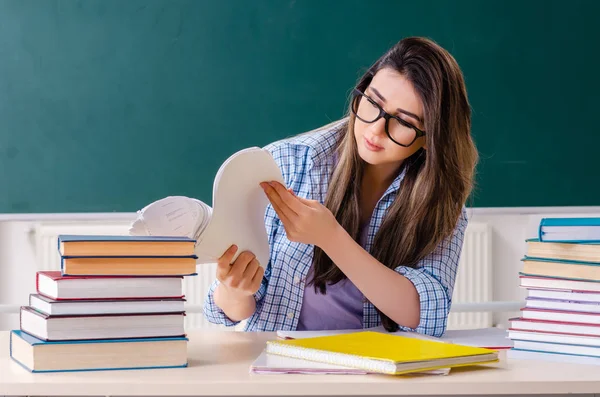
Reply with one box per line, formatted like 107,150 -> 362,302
250,351 -> 370,375
250,350 -> 450,376
129,147 -> 285,267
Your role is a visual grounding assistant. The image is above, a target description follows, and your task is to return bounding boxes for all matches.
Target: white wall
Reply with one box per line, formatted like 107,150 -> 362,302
1,207 -> 599,331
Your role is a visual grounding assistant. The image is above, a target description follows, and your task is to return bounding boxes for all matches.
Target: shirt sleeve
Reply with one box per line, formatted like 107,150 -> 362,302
394,208 -> 469,337
203,140 -> 291,326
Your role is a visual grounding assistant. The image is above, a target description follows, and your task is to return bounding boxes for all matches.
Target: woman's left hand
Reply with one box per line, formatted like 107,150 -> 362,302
260,181 -> 340,248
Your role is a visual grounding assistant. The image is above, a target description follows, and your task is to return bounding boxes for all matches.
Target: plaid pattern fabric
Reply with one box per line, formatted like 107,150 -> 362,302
203,120 -> 467,337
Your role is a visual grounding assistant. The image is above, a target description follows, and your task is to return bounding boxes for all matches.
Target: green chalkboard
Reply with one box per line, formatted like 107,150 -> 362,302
0,0 -> 598,213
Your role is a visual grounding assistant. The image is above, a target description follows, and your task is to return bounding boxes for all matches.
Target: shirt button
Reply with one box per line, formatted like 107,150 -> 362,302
293,276 -> 301,284
287,312 -> 294,319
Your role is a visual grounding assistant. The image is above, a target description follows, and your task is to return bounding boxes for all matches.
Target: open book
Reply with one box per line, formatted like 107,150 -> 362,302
129,147 -> 285,267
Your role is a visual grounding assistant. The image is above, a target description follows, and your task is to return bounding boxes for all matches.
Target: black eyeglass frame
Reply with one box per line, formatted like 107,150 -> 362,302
351,88 -> 426,147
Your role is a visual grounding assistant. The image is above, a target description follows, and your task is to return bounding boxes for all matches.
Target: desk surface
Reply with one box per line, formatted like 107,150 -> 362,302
1,330 -> 599,396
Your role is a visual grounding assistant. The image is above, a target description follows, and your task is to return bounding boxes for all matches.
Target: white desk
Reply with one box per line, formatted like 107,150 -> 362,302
1,330 -> 599,396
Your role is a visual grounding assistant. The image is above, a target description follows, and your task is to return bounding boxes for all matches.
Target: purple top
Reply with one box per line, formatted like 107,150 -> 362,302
295,224 -> 369,330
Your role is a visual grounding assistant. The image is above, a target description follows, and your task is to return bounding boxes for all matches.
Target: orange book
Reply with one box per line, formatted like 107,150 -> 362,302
61,256 -> 197,276
58,235 -> 196,257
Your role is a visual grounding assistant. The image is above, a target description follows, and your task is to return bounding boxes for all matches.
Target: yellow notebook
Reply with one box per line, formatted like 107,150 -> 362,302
265,331 -> 499,375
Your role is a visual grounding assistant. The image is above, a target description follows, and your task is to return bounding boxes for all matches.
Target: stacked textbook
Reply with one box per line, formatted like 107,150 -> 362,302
10,235 -> 197,373
508,218 -> 600,364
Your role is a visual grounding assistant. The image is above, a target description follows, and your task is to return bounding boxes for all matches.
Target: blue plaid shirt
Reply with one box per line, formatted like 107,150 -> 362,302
204,120 -> 468,337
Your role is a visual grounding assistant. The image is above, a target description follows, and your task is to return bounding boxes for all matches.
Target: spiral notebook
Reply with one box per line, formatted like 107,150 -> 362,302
265,331 -> 499,375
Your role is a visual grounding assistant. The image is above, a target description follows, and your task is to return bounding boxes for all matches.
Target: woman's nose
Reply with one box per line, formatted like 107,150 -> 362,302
367,117 -> 387,137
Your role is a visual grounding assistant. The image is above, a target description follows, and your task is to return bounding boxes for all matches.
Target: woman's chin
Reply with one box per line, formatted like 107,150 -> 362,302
357,145 -> 386,165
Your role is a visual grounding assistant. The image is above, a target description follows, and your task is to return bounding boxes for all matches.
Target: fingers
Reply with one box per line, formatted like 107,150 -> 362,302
238,258 -> 261,290
269,196 -> 293,228
294,195 -> 318,207
216,245 -> 238,281
250,266 -> 265,291
268,182 -> 306,214
227,251 -> 256,288
261,182 -> 297,220
242,257 -> 260,279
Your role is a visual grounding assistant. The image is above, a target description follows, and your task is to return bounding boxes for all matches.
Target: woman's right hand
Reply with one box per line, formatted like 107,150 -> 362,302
216,245 -> 264,298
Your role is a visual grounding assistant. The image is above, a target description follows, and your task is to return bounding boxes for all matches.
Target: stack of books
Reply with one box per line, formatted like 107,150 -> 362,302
508,218 -> 600,363
9,234 -> 198,373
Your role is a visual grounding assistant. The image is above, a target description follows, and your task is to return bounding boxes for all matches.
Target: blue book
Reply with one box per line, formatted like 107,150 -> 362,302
10,330 -> 188,373
539,218 -> 600,243
58,234 -> 196,257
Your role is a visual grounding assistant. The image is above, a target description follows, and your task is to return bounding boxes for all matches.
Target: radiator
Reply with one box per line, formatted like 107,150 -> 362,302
32,220 -> 493,331
447,221 -> 493,330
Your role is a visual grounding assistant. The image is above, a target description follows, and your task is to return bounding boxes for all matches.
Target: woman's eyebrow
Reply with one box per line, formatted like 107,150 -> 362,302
368,86 -> 423,124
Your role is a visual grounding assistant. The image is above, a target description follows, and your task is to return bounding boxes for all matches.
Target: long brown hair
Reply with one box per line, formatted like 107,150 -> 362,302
310,37 -> 479,331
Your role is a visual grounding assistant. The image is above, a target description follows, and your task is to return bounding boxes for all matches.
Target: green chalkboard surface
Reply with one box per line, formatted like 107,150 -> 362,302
0,0 -> 598,213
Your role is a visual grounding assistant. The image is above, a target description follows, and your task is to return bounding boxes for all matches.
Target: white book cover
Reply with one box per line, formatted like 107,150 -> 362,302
129,147 -> 285,267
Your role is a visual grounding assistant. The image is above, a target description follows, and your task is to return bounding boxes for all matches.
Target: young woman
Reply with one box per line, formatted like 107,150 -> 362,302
204,37 -> 478,337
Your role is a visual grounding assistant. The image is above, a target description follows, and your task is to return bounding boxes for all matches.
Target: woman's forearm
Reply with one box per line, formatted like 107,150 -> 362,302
213,284 -> 257,322
322,225 -> 421,329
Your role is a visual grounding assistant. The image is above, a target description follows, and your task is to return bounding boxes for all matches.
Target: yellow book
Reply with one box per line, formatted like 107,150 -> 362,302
265,331 -> 499,375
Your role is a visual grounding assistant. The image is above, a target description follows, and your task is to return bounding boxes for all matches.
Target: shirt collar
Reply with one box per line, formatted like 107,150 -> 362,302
382,162 -> 408,198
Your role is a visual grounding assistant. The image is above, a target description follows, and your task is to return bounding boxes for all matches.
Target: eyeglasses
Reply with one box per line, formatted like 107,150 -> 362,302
351,88 -> 426,147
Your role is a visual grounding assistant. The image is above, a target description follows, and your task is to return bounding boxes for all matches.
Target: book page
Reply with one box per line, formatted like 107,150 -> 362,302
129,196 -> 212,242
250,350 -> 369,374
194,147 -> 285,267
130,147 -> 285,266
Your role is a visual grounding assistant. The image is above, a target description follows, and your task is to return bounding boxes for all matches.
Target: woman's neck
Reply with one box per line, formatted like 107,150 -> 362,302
362,162 -> 402,192
359,161 -> 403,225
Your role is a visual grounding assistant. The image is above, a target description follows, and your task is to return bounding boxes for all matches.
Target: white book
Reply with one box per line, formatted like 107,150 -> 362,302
512,339 -> 600,358
509,317 -> 600,336
29,294 -> 185,316
129,147 -> 285,267
520,275 -> 600,293
522,308 -> 600,324
10,330 -> 188,373
36,271 -> 184,300
508,329 -> 600,347
528,288 -> 600,303
525,297 -> 600,313
20,306 -> 185,341
508,348 -> 600,366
